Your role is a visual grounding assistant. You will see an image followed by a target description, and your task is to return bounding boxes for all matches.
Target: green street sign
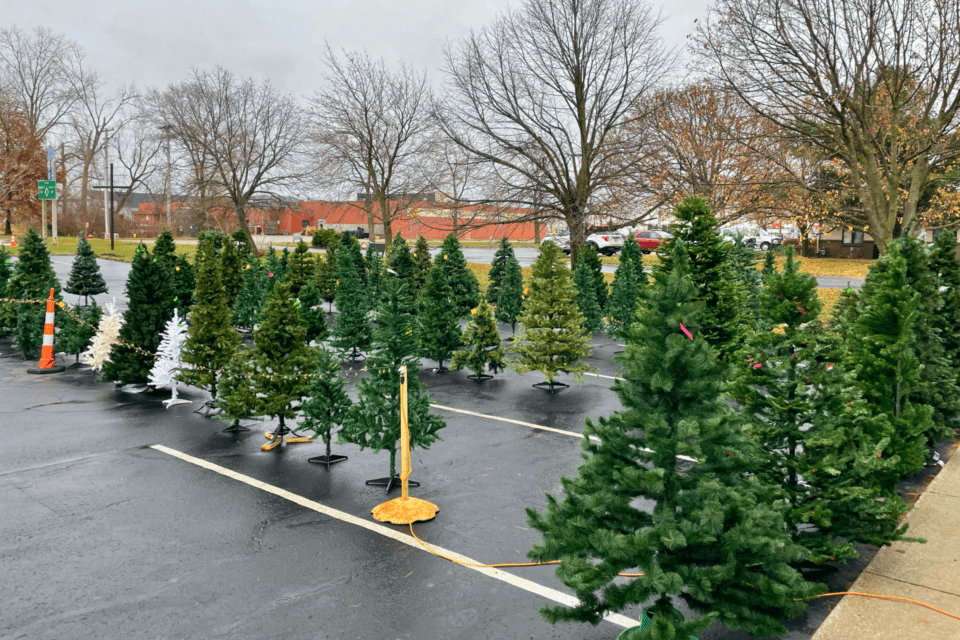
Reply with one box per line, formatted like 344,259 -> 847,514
38,180 -> 56,200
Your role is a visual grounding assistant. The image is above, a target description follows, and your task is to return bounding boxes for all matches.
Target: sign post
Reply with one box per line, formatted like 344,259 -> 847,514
38,180 -> 56,241
47,147 -> 57,244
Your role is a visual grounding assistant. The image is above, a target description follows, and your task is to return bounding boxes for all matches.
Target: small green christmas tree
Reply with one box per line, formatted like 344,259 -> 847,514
577,243 -> 607,310
231,228 -> 254,262
365,243 -> 385,303
153,229 -> 177,268
6,229 -> 64,358
64,236 -> 107,306
286,241 -> 314,298
619,232 -> 647,289
297,279 -> 329,343
101,244 -> 176,385
729,234 -> 762,325
605,257 -> 639,339
337,232 -> 366,286
416,262 -> 462,372
315,249 -> 338,313
572,256 -> 603,333
264,246 -> 284,293
452,301 -> 506,379
510,241 -> 594,391
232,258 -> 267,330
486,237 -> 514,304
828,283 -> 860,333
526,241 -> 819,638
61,302 -> 102,364
172,254 -> 195,315
761,249 -> 777,277
214,349 -> 260,430
438,233 -> 480,319
220,236 -> 244,307
843,246 -> 933,477
339,275 -> 445,482
331,246 -> 373,359
412,234 -> 433,297
300,345 -> 353,467
179,239 -> 240,402
495,254 -> 524,333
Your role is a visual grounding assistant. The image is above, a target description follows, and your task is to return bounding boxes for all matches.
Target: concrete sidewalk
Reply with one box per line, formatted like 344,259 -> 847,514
811,448 -> 960,639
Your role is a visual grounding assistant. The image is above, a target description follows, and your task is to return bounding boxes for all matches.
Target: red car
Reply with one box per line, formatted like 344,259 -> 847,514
631,230 -> 672,254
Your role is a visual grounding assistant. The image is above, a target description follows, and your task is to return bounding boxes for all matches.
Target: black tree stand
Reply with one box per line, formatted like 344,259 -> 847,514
533,380 -> 569,393
221,419 -> 250,433
308,438 -> 348,469
366,475 -> 420,494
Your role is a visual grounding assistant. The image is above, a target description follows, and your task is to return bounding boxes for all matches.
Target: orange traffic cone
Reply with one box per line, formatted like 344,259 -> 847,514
9,234 -> 15,247
28,288 -> 65,374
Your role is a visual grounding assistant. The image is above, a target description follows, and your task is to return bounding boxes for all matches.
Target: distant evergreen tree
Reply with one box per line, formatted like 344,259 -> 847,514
417,262 -> 462,372
844,247 -> 933,477
511,241 -> 594,390
365,243 -> 385,303
657,196 -> 745,361
101,244 -> 175,385
577,243 -> 608,311
279,246 -> 291,279
761,249 -> 777,277
452,301 -> 506,379
300,346 -> 353,466
232,258 -> 267,330
64,236 -> 108,305
315,249 -> 337,313
286,241 -> 314,298
153,230 -> 177,268
220,236 -> 244,307
605,257 -> 639,339
486,237 -> 515,304
572,256 -> 603,333
828,283 -> 860,333
527,241 -> 819,637
172,254 -> 195,315
495,254 -> 524,333
732,246 -> 910,565
337,232 -> 366,285
411,234 -> 432,297
331,246 -> 373,359
339,275 -> 445,479
385,232 -> 414,302
179,239 -> 240,399
231,228 -> 254,262
729,234 -> 762,325
439,233 -> 480,319
297,280 -> 329,343
619,232 -> 647,289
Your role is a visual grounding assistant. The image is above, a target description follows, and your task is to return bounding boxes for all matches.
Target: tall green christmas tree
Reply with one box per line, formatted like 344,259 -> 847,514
843,246 -> 933,477
220,236 -> 244,307
5,228 -> 64,358
179,239 -> 240,402
237,281 -> 317,447
331,246 -> 373,359
172,254 -> 195,315
232,258 -> 267,330
511,241 -> 594,391
729,234 -> 762,325
264,246 -> 284,293
438,233 -> 480,319
286,241 -> 314,298
572,256 -> 603,333
619,232 -> 647,289
577,243 -> 608,311
300,345 -> 353,467
930,230 -> 960,406
452,301 -> 506,379
64,236 -> 108,306
411,234 -> 432,297
486,237 -> 515,304
101,244 -> 176,385
526,241 -> 819,638
339,275 -> 445,484
417,262 -> 462,372
605,257 -> 639,340
365,244 -> 385,303
297,279 -> 329,343
657,196 -> 745,361
337,232 -> 366,286
495,254 -> 524,333
731,246 -> 910,565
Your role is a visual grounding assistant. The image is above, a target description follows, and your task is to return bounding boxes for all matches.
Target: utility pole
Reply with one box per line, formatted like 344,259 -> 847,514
102,129 -> 110,238
92,163 -> 131,251
161,124 -> 172,229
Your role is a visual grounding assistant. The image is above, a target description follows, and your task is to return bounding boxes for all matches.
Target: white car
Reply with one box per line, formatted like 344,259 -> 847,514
540,231 -> 624,256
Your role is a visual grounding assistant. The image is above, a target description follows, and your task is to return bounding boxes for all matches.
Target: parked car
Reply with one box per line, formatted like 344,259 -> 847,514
720,225 -> 781,251
631,230 -> 673,254
540,231 -> 625,256
540,233 -> 571,254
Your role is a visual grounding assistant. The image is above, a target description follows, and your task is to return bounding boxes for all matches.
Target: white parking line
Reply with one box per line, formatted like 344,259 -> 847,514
151,444 -> 640,630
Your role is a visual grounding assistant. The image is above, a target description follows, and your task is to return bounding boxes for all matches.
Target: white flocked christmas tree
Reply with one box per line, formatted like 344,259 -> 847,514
81,300 -> 123,372
149,309 -> 192,407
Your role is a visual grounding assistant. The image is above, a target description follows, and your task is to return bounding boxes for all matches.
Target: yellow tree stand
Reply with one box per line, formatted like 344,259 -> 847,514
371,366 -> 440,524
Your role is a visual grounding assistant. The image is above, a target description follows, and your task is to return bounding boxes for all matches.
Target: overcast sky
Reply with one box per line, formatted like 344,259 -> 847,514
3,0 -> 711,98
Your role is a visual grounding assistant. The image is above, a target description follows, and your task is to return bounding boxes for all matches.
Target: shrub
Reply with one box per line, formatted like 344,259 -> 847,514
312,229 -> 341,248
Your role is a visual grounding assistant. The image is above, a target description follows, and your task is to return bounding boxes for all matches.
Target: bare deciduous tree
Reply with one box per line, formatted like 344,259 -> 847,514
111,111 -> 165,214
309,47 -> 434,249
697,0 -> 960,253
150,67 -> 308,246
0,86 -> 43,233
440,0 -> 674,263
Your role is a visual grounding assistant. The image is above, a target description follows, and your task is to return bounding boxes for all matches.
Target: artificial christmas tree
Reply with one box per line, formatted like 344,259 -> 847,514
339,275 -> 445,491
172,254 -> 195,315
64,236 -> 108,306
761,248 -> 777,277
61,302 -> 102,364
732,246 -> 910,565
301,346 -> 353,468
6,229 -> 64,359
495,254 -> 524,333
486,237 -> 515,304
231,228 -> 254,262
213,349 -> 258,433
101,244 -> 176,386
526,241 -> 819,638
337,232 -> 366,285
331,246 -> 373,360
510,241 -> 594,391
232,258 -> 267,330
297,279 -> 329,343
154,230 -> 177,266
365,243 -> 385,303
412,234 -> 432,297
572,256 -> 603,333
315,249 -> 338,314
452,301 -> 506,380
619,232 -> 647,289
149,309 -> 193,407
416,262 -> 462,372
220,236 -> 244,307
605,251 -> 640,340
657,196 -> 745,361
81,300 -> 123,372
843,247 -> 933,477
438,233 -> 480,319
179,240 -> 240,411
264,246 -> 284,293
285,241 -> 314,298
0,246 -> 11,300
729,235 -> 762,325
577,243 -> 607,311
930,230 -> 960,405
